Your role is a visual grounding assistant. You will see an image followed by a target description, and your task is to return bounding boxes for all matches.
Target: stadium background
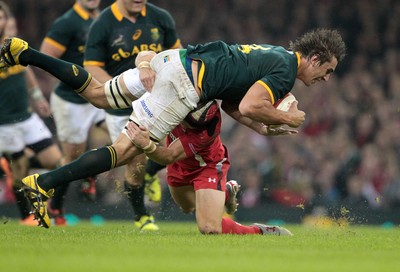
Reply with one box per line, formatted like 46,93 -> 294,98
1,0 -> 400,225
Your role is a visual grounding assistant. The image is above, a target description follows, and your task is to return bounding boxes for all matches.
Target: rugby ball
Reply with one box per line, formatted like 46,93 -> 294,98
274,92 -> 297,111
270,93 -> 297,128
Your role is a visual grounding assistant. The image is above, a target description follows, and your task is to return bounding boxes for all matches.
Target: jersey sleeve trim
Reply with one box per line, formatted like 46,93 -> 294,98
170,39 -> 182,49
83,60 -> 105,67
256,80 -> 275,105
197,61 -> 205,93
43,37 -> 66,52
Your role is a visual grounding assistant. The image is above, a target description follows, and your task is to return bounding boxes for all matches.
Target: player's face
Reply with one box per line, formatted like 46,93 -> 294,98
302,55 -> 338,86
0,10 -> 8,37
78,0 -> 101,12
5,17 -> 17,36
120,0 -> 147,14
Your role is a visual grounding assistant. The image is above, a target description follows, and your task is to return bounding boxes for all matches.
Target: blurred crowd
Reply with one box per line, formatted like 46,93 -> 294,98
5,0 -> 400,213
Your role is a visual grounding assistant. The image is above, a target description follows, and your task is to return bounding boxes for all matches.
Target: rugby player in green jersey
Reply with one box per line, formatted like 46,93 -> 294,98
0,28 -> 345,228
39,0 -> 106,226
0,3 -> 62,226
83,0 -> 182,231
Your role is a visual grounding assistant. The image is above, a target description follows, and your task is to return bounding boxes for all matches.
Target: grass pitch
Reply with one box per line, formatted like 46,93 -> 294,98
1,220 -> 399,272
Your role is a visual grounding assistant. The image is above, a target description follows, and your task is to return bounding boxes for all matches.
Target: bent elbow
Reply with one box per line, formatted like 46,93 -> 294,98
238,102 -> 252,117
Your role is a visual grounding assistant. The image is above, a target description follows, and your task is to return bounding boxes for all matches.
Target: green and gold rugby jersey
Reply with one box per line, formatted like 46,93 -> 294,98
0,66 -> 30,124
44,3 -> 96,104
84,2 -> 181,116
186,41 -> 300,104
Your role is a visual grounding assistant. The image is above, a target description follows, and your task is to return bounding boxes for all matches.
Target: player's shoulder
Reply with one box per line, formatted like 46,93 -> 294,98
145,3 -> 174,18
52,7 -> 77,25
91,6 -> 116,27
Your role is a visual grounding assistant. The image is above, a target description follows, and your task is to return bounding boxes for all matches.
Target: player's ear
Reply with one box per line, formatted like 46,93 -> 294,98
310,55 -> 321,66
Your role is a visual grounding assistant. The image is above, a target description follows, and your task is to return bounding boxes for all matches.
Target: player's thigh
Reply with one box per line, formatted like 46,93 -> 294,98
35,144 -> 62,169
168,185 -> 196,213
195,189 -> 225,234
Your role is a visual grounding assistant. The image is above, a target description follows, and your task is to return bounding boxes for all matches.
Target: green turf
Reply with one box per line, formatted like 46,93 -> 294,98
1,220 -> 399,272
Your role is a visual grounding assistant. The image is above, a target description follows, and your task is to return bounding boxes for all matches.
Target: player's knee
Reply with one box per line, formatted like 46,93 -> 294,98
180,206 -> 195,214
197,222 -> 222,234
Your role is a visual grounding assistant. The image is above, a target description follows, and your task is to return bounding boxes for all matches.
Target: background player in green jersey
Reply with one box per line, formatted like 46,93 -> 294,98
0,28 -> 345,228
0,2 -> 63,226
83,0 -> 181,231
39,0 -> 107,225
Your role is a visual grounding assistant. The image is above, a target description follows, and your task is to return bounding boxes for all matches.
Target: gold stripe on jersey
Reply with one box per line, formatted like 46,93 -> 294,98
73,3 -> 90,20
43,37 -> 66,52
171,39 -> 182,49
106,146 -> 117,168
111,3 -> 146,22
76,73 -> 93,94
256,80 -> 275,105
104,76 -> 132,109
197,60 -> 205,92
83,60 -> 105,67
295,52 -> 301,67
0,65 -> 25,79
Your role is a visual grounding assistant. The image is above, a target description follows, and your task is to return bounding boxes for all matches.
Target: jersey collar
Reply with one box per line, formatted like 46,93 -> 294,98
295,52 -> 301,67
111,2 -> 146,22
73,3 -> 90,20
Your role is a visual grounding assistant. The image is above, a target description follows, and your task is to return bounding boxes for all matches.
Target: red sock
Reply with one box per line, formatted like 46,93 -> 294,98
221,217 -> 262,235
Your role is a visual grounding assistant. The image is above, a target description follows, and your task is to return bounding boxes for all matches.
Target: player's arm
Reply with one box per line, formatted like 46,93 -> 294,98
25,66 -> 52,117
124,121 -> 187,165
239,81 -> 305,128
221,100 -> 297,136
135,51 -> 157,91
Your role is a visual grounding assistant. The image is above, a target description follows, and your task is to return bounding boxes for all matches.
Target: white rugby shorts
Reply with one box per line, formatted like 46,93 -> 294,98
128,49 -> 200,142
105,113 -> 129,142
50,93 -> 105,144
0,113 -> 53,153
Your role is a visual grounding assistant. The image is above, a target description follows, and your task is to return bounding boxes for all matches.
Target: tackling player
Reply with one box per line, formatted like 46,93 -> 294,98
125,100 -> 293,235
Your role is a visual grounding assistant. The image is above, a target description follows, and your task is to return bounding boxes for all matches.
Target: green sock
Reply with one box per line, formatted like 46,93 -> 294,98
124,182 -> 148,219
38,146 -> 117,191
19,47 -> 91,93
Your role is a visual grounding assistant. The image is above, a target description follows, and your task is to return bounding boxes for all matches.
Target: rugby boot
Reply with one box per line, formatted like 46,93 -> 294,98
21,174 -> 54,228
0,37 -> 29,68
225,180 -> 240,214
251,223 -> 293,236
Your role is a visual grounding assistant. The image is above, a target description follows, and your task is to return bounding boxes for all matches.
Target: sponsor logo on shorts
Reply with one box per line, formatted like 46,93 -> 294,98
208,178 -> 216,183
140,100 -> 153,117
163,55 -> 170,63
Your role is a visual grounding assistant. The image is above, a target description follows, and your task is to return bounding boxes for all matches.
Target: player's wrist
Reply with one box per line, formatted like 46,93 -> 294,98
30,87 -> 45,102
137,61 -> 151,69
142,140 -> 157,154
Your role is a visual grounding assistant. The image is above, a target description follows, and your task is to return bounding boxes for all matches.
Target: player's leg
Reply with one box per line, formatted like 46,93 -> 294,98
51,94 -> 107,202
0,121 -> 37,225
21,130 -> 141,228
0,38 -> 146,110
143,159 -> 164,203
106,113 -> 158,231
6,152 -> 34,224
195,189 -> 225,234
168,185 -> 196,213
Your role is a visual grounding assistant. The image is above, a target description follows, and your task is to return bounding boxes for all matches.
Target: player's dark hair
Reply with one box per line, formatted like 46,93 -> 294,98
289,28 -> 346,64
